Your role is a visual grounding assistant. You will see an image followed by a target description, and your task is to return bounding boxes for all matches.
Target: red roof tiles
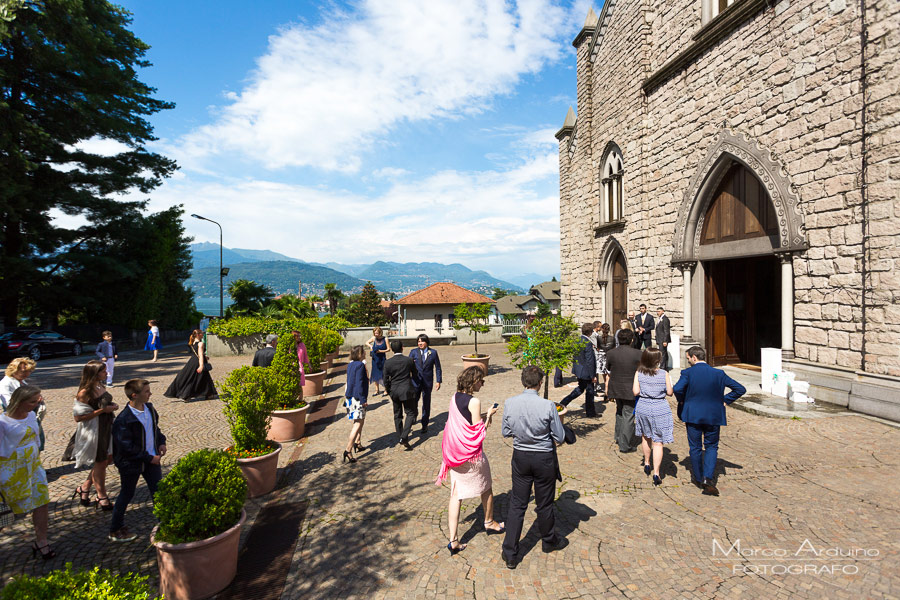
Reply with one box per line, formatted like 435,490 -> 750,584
396,282 -> 495,305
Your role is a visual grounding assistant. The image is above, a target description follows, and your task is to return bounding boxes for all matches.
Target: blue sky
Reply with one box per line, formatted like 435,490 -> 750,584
108,0 -> 594,281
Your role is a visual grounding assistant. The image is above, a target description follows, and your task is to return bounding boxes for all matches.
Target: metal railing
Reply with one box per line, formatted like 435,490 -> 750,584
501,317 -> 528,335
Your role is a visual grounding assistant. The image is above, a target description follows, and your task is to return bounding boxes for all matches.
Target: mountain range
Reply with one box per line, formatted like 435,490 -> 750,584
186,244 -> 551,297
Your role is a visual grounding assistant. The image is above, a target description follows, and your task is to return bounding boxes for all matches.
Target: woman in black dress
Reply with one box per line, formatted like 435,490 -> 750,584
164,330 -> 217,401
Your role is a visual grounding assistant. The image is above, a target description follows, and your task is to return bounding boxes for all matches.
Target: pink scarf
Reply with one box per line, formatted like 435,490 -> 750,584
436,393 -> 486,485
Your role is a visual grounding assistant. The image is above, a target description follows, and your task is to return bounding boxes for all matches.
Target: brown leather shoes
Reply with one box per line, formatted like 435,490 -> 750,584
702,479 -> 720,496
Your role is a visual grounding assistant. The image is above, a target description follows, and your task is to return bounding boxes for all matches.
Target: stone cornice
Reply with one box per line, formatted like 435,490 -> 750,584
594,219 -> 627,237
573,25 -> 596,48
642,0 -> 773,94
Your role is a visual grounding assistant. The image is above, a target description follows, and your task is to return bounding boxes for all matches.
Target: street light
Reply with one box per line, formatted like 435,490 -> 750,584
191,214 -> 225,317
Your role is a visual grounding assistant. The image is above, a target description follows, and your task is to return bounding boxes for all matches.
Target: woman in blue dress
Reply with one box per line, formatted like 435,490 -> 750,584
632,347 -> 674,486
365,326 -> 389,396
143,319 -> 161,362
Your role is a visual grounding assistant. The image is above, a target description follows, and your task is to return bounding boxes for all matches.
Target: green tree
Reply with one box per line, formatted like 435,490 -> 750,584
348,282 -> 385,326
506,314 -> 584,399
0,0 -> 177,325
453,302 -> 492,357
491,287 -> 510,300
226,279 -> 273,317
534,302 -> 552,319
323,283 -> 344,317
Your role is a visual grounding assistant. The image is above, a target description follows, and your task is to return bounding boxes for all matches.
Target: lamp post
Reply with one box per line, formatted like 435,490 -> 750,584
190,214 -> 226,317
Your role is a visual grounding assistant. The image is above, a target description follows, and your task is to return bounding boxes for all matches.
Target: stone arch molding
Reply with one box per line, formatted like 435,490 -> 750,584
595,235 -> 627,285
671,129 -> 807,264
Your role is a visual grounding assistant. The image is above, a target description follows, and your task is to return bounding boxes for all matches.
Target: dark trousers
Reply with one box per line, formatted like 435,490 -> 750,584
686,423 -> 720,482
391,394 -> 418,442
613,398 -> 638,451
658,342 -> 670,370
418,385 -> 433,429
641,336 -> 652,349
111,462 -> 163,533
502,450 -> 559,560
560,378 -> 596,416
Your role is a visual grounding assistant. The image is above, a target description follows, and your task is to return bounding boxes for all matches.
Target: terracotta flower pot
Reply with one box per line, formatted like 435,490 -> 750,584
268,405 -> 309,443
461,354 -> 491,375
152,509 -> 246,600
236,443 -> 281,498
302,370 -> 326,397
326,355 -> 334,369
327,350 -> 339,360
320,360 -> 329,374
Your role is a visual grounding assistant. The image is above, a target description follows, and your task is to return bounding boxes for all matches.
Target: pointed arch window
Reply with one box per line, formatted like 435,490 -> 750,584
601,149 -> 624,223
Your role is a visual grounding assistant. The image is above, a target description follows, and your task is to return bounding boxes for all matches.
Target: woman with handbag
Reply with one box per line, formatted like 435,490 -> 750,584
72,360 -> 118,510
163,329 -> 218,401
365,326 -> 389,396
0,385 -> 55,558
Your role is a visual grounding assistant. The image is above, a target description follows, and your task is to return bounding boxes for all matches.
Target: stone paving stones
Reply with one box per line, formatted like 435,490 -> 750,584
0,342 -> 897,599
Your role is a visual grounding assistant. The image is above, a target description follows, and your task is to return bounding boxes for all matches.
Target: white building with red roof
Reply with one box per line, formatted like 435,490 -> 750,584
396,282 -> 496,338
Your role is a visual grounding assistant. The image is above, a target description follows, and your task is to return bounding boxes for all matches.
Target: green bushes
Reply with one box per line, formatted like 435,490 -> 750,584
207,315 -> 352,338
152,449 -> 247,545
220,366 -> 279,454
0,564 -> 159,599
269,336 -> 305,410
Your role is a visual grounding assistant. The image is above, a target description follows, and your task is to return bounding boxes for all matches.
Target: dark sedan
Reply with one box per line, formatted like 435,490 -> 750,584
0,329 -> 83,361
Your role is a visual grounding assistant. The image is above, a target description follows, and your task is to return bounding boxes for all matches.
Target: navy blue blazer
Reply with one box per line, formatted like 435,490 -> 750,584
673,362 -> 746,426
345,360 -> 369,401
636,313 -> 655,342
409,347 -> 442,388
571,335 -> 596,380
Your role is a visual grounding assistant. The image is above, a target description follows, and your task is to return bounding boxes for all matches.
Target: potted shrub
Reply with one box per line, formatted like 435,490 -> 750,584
1,564 -> 160,599
151,449 -> 248,600
267,336 -> 309,443
454,302 -> 493,374
221,366 -> 282,497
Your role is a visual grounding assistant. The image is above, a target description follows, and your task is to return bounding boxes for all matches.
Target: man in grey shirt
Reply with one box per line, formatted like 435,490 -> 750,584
500,366 -> 567,569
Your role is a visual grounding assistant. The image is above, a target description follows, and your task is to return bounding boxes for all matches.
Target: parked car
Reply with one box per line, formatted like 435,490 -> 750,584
0,329 -> 83,361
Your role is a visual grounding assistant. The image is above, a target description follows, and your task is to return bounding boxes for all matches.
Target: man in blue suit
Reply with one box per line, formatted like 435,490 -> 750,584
673,346 -> 746,496
409,334 -> 442,434
558,323 -> 597,417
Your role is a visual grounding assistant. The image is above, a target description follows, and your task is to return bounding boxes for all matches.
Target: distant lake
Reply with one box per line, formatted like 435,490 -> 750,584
195,297 -> 232,317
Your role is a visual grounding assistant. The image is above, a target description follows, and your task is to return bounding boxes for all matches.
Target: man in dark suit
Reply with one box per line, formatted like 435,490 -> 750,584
252,334 -> 277,367
629,311 -> 641,348
635,304 -> 655,349
558,323 -> 597,417
673,346 -> 746,496
383,340 -> 421,449
409,334 -> 441,434
655,307 -> 672,371
605,329 -> 643,452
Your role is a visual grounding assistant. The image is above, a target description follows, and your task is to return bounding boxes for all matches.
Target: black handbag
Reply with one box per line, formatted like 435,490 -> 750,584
563,424 -> 577,445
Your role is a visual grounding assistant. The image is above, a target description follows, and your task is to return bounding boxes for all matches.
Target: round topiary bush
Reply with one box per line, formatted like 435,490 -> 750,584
268,336 -> 305,410
153,449 -> 247,544
0,563 -> 159,599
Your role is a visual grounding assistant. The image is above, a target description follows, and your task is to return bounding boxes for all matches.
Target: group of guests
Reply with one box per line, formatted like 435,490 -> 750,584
0,354 -> 167,560
341,331 -> 442,462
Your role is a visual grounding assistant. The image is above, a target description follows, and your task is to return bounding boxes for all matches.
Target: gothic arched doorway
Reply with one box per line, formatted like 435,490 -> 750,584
701,163 -> 781,365
611,250 -> 627,327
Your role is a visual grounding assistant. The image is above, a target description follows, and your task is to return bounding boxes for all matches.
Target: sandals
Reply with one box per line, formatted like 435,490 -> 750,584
447,539 -> 467,555
71,485 -> 92,506
31,541 -> 56,560
95,495 -> 113,511
484,520 -> 506,535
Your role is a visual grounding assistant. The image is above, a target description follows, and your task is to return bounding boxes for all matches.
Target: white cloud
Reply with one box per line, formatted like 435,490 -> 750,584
174,0 -> 569,172
150,131 -> 561,276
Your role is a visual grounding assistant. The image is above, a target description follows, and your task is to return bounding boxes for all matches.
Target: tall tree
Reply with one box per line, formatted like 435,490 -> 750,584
225,279 -> 273,317
507,314 -> 584,399
348,282 -> 385,326
323,283 -> 344,317
0,0 -> 177,325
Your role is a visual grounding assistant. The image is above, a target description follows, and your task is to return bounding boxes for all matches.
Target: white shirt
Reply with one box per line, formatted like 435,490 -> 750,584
128,404 -> 156,456
0,376 -> 24,410
150,326 -> 160,337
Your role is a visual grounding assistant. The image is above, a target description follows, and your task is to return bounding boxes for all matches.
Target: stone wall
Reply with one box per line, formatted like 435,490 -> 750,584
559,0 -> 900,383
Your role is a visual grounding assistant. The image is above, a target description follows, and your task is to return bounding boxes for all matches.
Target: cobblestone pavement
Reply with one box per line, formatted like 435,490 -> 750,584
1,343 -> 898,599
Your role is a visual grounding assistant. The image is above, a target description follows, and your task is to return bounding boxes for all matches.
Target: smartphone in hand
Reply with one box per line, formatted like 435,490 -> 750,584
491,403 -> 499,409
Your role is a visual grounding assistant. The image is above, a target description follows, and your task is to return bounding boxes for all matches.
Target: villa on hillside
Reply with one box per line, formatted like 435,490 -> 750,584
495,280 -> 562,317
396,282 -> 495,338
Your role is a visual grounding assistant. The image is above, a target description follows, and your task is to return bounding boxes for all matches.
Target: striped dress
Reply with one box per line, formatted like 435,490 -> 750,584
634,370 -> 673,444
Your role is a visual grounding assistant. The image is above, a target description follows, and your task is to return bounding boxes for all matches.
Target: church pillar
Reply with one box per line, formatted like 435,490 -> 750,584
598,281 -> 608,323
779,253 -> 795,359
679,262 -> 696,344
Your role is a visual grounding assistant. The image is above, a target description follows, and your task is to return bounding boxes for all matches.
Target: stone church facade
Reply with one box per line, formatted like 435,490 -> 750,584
557,0 -> 899,419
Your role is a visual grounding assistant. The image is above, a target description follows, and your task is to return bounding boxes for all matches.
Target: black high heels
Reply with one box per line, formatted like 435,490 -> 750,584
71,485 -> 91,506
31,541 -> 56,560
643,464 -> 652,476
353,442 -> 367,452
653,475 -> 661,486
342,450 -> 357,463
447,540 -> 466,555
95,495 -> 113,511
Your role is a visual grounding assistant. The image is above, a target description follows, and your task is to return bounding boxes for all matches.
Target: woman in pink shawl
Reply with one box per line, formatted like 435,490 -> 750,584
292,330 -> 308,386
437,366 -> 503,554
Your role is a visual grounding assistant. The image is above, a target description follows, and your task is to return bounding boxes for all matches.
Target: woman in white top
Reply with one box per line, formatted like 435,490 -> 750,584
0,385 -> 54,559
0,358 -> 36,410
143,319 -> 161,362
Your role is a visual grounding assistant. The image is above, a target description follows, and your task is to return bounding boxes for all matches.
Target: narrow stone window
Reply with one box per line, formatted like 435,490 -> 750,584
702,0 -> 736,24
601,148 -> 624,223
